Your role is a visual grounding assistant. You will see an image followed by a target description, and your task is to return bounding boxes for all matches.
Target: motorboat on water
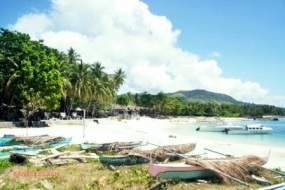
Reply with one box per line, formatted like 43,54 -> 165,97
225,124 -> 273,134
196,121 -> 244,132
196,121 -> 273,134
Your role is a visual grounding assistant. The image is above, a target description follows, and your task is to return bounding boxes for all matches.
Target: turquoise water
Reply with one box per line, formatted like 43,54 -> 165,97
169,118 -> 285,148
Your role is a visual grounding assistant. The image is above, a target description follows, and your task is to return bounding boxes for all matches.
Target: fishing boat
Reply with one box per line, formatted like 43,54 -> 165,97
50,137 -> 72,146
225,124 -> 273,134
196,121 -> 244,132
149,159 -> 216,179
99,154 -> 149,166
0,138 -> 72,160
3,135 -> 70,146
0,134 -> 16,145
81,141 -> 143,151
149,152 -> 270,180
119,142 -> 196,162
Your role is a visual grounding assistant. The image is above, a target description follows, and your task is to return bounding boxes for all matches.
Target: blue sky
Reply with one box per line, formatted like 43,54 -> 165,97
141,0 -> 285,94
1,0 -> 285,107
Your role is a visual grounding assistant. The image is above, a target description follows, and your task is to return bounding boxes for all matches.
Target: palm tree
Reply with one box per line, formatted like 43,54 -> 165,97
67,47 -> 80,64
113,68 -> 126,92
68,60 -> 91,101
62,78 -> 72,113
89,62 -> 114,115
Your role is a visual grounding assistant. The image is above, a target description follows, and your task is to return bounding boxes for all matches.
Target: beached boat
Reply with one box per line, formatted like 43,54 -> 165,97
149,159 -> 216,179
50,137 -> 72,145
99,154 -> 149,166
0,138 -> 72,160
0,134 -> 16,145
81,141 -> 143,151
149,153 -> 269,180
196,121 -> 244,132
225,124 -> 272,134
119,142 -> 196,162
3,135 -> 70,146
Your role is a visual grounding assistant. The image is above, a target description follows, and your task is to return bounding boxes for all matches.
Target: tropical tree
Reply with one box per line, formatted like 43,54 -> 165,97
112,68 -> 126,92
67,47 -> 80,64
0,28 -> 63,125
116,94 -> 130,107
68,60 -> 91,101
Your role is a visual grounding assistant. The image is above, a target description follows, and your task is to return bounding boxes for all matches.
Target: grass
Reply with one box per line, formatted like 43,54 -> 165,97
0,144 -> 284,189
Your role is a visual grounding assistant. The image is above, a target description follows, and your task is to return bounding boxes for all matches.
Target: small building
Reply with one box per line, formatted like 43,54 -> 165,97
113,105 -> 140,116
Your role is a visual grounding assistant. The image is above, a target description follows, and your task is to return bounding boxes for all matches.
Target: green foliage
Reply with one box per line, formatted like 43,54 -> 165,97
56,144 -> 81,152
0,160 -> 13,173
121,165 -> 155,188
116,94 -> 130,106
83,141 -> 97,145
168,89 -> 244,105
126,90 -> 285,117
0,28 -> 63,125
0,28 -> 128,121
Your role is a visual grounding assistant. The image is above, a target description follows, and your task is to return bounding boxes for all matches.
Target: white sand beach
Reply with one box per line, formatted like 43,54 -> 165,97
0,116 -> 284,171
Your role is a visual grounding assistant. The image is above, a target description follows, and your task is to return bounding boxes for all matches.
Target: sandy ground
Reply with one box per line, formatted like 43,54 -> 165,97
0,116 -> 284,171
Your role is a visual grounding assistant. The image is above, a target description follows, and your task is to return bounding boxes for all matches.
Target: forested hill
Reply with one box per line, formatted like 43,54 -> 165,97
167,89 -> 246,105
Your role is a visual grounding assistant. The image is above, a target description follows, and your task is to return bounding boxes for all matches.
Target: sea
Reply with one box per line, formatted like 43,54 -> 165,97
169,117 -> 285,148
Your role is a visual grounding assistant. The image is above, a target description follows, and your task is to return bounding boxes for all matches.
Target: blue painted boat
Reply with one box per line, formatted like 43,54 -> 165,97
81,141 -> 143,151
3,135 -> 71,146
0,137 -> 72,160
0,134 -> 16,145
99,154 -> 149,166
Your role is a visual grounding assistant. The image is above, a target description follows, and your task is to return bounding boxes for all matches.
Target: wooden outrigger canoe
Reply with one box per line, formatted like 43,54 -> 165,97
119,142 -> 197,162
0,134 -> 17,146
149,159 -> 216,179
3,135 -> 68,146
149,152 -> 270,180
99,154 -> 149,166
0,138 -> 72,160
81,141 -> 144,151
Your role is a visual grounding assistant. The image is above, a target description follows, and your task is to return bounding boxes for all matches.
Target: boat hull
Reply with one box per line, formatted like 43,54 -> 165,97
155,169 -> 216,179
81,141 -> 143,151
196,124 -> 244,132
149,161 -> 216,179
99,154 -> 149,166
227,125 -> 272,134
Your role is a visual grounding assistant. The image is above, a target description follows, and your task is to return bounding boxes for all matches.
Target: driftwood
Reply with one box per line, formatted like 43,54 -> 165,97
39,151 -> 71,161
28,150 -> 99,166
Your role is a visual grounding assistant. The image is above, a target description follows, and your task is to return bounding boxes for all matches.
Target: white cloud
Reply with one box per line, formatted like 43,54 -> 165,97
11,13 -> 53,39
209,52 -> 221,57
9,0 -> 285,107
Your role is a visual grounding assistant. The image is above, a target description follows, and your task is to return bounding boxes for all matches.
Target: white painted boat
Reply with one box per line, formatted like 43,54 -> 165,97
226,124 -> 273,134
196,121 -> 244,132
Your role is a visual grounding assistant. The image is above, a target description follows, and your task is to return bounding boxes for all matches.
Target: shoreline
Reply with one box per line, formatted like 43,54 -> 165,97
0,116 -> 284,171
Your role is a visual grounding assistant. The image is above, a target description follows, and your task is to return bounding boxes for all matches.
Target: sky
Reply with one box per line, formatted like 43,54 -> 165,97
1,0 -> 285,107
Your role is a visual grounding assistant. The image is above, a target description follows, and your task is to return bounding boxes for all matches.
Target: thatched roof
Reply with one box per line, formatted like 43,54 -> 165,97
118,143 -> 196,161
7,136 -> 65,145
186,155 -> 267,184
